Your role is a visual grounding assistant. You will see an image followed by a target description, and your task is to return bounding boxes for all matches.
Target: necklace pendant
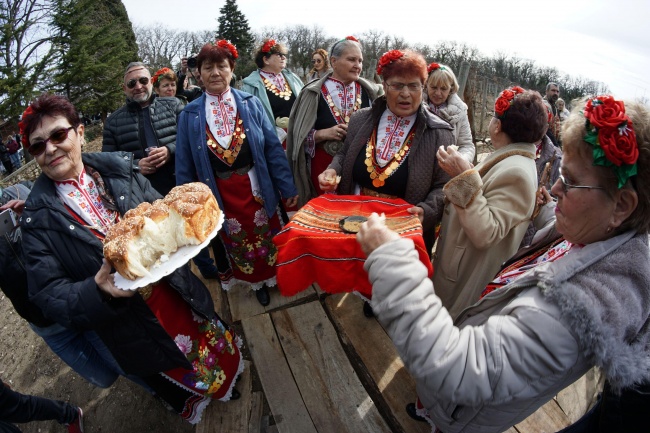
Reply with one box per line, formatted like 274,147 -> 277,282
367,166 -> 374,173
284,95 -> 291,101
240,133 -> 246,139
365,158 -> 373,167
370,171 -> 378,179
223,150 -> 232,158
372,178 -> 385,188
344,116 -> 350,123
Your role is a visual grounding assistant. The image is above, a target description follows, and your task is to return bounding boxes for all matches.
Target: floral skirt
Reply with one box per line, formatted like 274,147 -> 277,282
145,281 -> 243,424
216,171 -> 281,290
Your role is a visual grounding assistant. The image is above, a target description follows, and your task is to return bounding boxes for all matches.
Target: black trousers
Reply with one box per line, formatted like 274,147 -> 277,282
557,381 -> 649,433
0,381 -> 76,431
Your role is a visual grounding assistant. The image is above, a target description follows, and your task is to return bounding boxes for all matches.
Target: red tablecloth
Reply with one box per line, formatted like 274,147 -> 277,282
273,195 -> 433,298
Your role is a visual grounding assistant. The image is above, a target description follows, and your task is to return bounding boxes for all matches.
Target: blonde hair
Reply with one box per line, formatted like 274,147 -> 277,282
426,64 -> 459,94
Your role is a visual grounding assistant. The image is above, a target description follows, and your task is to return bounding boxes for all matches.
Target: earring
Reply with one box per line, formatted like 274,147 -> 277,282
606,226 -> 612,233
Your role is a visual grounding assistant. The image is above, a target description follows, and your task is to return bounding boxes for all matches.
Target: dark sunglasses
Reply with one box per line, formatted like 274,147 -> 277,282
28,126 -> 75,156
126,76 -> 150,89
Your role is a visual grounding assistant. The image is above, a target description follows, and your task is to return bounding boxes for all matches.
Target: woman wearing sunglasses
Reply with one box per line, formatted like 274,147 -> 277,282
241,38 -> 303,149
19,93 -> 244,424
357,96 -> 650,433
307,48 -> 330,82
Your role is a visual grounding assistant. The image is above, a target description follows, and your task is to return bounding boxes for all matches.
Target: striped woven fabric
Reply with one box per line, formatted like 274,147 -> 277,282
274,195 -> 432,298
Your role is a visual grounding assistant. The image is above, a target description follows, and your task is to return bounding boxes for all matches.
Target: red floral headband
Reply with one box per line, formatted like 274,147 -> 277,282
18,106 -> 34,147
494,86 -> 525,118
377,50 -> 404,76
261,39 -> 278,54
583,95 -> 638,188
215,39 -> 238,59
427,62 -> 447,74
151,67 -> 172,87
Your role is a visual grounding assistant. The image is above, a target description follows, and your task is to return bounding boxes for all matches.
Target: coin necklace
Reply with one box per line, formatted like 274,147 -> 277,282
261,75 -> 292,101
365,127 -> 415,188
321,80 -> 362,124
206,115 -> 246,165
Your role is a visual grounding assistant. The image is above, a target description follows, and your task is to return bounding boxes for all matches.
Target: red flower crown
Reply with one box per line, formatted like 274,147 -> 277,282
376,50 -> 404,76
494,86 -> 525,118
261,39 -> 278,54
344,35 -> 359,43
215,39 -> 238,59
18,105 -> 35,147
426,62 -> 447,74
583,95 -> 638,188
151,67 -> 172,87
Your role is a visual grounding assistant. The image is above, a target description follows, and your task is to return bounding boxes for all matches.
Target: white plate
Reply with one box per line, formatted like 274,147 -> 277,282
113,212 -> 224,291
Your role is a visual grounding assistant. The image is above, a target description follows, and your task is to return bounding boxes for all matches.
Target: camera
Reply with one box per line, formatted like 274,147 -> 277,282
187,56 -> 198,69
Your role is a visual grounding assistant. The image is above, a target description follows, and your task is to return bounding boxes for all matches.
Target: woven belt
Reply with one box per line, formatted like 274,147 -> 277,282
360,187 -> 398,199
214,164 -> 252,180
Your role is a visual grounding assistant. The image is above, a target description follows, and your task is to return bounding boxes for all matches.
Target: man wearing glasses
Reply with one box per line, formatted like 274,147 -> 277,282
102,62 -> 183,195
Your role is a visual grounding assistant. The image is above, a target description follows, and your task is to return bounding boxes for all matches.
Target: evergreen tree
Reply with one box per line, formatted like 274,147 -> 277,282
49,0 -> 138,120
216,0 -> 255,78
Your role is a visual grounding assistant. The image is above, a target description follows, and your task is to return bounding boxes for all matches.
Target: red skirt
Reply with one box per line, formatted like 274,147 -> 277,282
215,170 -> 282,289
310,147 -> 334,196
144,281 -> 243,423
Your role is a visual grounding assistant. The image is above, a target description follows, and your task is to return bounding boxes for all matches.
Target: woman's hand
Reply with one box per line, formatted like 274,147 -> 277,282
318,168 -> 339,192
437,146 -> 472,178
537,186 -> 553,206
315,124 -> 347,142
95,259 -> 136,299
284,195 -> 299,208
0,200 -> 25,217
407,206 -> 424,223
357,213 -> 399,256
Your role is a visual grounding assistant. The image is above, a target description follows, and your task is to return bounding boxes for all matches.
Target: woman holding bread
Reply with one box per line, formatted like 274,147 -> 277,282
19,93 -> 244,424
175,40 -> 298,306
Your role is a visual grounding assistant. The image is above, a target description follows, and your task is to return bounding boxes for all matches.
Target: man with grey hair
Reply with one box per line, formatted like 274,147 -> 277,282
542,82 -> 561,146
102,62 -> 183,195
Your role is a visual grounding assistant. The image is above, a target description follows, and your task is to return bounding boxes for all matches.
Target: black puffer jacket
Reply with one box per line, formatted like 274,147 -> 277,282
21,152 -> 216,376
102,95 -> 183,195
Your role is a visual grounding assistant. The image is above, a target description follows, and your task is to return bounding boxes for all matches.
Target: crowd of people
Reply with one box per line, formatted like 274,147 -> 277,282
1,35 -> 648,433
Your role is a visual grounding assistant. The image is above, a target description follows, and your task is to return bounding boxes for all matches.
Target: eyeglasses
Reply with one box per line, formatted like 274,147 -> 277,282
274,53 -> 287,59
126,76 -> 150,89
28,126 -> 75,156
557,173 -> 605,194
312,59 -> 322,64
386,82 -> 423,93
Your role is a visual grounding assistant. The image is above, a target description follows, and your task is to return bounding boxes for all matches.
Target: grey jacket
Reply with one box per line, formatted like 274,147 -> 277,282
366,231 -> 650,433
429,93 -> 475,163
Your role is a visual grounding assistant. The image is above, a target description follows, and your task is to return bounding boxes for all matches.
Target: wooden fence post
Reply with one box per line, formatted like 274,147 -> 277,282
457,61 -> 470,101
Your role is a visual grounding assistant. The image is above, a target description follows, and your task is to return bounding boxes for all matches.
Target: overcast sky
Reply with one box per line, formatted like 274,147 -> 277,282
122,0 -> 650,101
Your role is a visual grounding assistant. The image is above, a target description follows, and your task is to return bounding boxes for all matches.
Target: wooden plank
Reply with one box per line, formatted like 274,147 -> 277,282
228,283 -> 317,322
196,359 -> 252,433
248,391 -> 264,433
271,301 -> 392,433
514,399 -> 571,432
190,261 -> 231,321
324,293 -> 430,433
556,367 -> 603,423
242,313 -> 317,433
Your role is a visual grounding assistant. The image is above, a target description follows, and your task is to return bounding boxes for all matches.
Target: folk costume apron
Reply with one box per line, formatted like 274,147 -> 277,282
57,167 -> 243,424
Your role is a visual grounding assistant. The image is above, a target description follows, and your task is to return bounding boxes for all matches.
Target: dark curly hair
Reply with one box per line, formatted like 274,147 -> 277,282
499,90 -> 548,143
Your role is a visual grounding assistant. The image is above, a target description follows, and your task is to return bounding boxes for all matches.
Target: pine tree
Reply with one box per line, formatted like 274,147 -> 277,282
49,0 -> 139,120
216,0 -> 255,78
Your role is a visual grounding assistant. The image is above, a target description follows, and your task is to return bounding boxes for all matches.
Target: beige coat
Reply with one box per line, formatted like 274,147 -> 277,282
433,143 -> 537,319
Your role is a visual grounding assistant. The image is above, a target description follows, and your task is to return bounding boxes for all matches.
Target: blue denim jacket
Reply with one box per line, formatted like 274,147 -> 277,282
175,89 -> 298,221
